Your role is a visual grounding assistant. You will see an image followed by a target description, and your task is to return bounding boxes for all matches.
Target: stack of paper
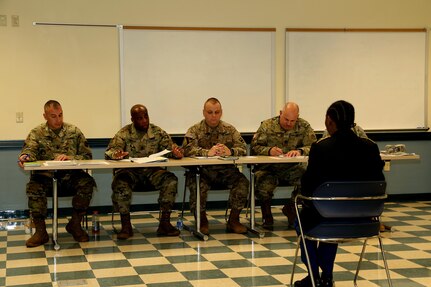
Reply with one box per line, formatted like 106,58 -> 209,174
129,149 -> 171,163
43,160 -> 78,167
130,156 -> 168,163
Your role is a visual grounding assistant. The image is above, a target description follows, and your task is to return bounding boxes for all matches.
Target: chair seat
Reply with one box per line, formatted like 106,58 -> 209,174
291,181 -> 392,287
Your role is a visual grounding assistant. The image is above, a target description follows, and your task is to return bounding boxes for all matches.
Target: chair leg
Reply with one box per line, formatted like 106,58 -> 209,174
290,236 -> 301,287
295,196 -> 318,287
354,239 -> 368,287
180,171 -> 188,222
378,236 -> 393,287
354,237 -> 393,287
111,209 -> 120,234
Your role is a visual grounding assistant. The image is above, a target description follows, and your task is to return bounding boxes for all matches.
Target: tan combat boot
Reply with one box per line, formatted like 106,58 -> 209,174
117,213 -> 133,240
194,210 -> 209,235
26,217 -> 49,248
157,211 -> 180,236
227,209 -> 247,234
261,200 -> 274,229
282,202 -> 296,228
66,209 -> 89,242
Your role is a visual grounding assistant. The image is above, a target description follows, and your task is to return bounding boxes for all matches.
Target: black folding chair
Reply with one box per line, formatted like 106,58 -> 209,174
291,181 -> 392,287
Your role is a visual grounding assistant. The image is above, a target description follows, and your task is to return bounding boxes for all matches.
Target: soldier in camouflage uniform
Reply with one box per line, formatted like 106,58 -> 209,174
250,102 -> 316,229
183,97 -> 249,235
18,100 -> 96,247
105,104 -> 183,239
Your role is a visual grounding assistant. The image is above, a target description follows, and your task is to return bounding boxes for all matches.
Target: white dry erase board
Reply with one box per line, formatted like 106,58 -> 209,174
285,28 -> 428,131
120,26 -> 276,134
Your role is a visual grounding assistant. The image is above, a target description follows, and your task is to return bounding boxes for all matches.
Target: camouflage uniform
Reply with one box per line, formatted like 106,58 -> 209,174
20,123 -> 96,218
250,116 -> 316,201
183,120 -> 249,211
105,123 -> 179,214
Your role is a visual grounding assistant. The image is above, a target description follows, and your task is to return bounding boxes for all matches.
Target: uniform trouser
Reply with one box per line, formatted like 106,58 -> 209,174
254,163 -> 306,202
186,166 -> 249,212
27,170 -> 96,218
295,219 -> 338,279
111,168 -> 178,214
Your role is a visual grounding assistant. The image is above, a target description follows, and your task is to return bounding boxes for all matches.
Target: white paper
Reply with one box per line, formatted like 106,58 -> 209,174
130,156 -> 168,163
149,149 -> 171,158
43,160 -> 78,167
118,149 -> 171,163
78,160 -> 110,165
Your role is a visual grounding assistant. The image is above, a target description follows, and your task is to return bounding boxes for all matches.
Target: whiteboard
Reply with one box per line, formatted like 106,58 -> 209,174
286,29 -> 427,131
121,27 -> 275,134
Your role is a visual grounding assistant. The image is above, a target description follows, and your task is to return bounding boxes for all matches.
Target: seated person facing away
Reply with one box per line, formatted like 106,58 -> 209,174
323,125 -> 391,232
250,102 -> 316,229
105,104 -> 183,239
182,97 -> 249,235
294,100 -> 384,287
18,100 -> 96,247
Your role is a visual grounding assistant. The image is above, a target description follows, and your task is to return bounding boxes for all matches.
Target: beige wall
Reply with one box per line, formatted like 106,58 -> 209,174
1,0 -> 431,140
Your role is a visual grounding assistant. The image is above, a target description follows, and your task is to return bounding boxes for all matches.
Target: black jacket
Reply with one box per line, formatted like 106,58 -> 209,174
300,129 -> 385,227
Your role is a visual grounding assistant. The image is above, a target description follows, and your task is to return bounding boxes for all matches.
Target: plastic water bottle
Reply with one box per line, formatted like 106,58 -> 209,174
176,215 -> 183,230
92,210 -> 100,234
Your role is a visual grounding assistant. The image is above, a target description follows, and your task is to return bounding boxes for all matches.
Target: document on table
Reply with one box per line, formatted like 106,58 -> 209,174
123,149 -> 171,163
269,155 -> 307,160
43,160 -> 78,167
129,156 -> 168,163
78,160 -> 110,165
191,156 -> 223,160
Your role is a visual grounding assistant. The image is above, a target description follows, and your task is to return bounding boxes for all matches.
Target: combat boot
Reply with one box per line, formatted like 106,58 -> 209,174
227,209 -> 247,234
194,210 -> 209,235
66,209 -> 89,242
117,213 -> 133,240
157,211 -> 180,236
282,202 -> 296,228
26,217 -> 49,248
261,200 -> 274,229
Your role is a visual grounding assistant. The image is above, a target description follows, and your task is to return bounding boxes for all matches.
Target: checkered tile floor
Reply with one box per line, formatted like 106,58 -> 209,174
1,202 -> 431,287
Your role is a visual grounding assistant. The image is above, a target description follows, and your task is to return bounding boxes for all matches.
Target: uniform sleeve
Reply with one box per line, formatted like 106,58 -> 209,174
158,129 -> 178,158
230,128 -> 247,156
105,131 -> 126,159
183,126 -> 208,157
299,124 -> 317,156
250,123 -> 272,155
73,128 -> 93,160
19,129 -> 40,162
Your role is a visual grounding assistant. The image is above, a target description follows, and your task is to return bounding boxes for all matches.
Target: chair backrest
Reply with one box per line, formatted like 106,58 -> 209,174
311,181 -> 387,218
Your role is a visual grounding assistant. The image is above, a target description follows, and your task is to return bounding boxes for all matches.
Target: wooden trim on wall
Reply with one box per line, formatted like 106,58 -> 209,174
123,26 -> 276,32
286,28 -> 427,33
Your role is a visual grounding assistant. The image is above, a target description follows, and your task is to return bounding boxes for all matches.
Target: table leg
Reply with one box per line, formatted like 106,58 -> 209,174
247,165 -> 265,238
52,175 -> 60,250
182,167 -> 208,241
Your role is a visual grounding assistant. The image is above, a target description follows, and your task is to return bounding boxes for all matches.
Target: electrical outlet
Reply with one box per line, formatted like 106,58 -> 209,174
0,15 -> 7,27
11,15 -> 19,27
16,112 -> 23,123
384,161 -> 391,172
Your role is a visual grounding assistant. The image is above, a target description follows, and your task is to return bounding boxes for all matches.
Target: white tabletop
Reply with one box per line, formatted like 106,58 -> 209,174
23,154 -> 419,171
